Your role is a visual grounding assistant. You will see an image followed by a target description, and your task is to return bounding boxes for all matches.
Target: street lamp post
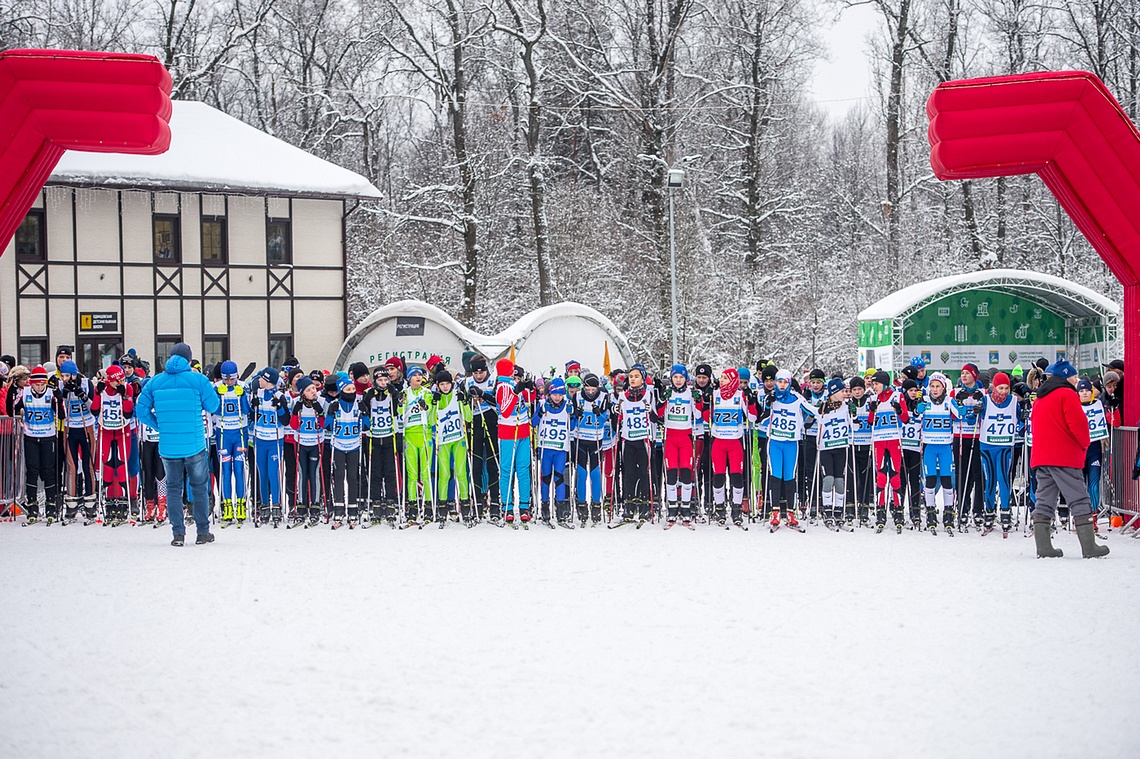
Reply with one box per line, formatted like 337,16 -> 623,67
667,168 -> 684,365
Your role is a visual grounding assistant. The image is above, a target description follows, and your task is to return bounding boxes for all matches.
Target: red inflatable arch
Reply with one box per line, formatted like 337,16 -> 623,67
0,49 -> 172,253
928,71 -> 1140,425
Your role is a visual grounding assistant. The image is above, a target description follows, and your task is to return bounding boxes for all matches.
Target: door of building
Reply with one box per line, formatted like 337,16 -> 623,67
77,338 -> 123,377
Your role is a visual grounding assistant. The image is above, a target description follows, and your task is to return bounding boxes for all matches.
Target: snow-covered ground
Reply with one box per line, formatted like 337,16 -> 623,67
2,521 -> 1137,759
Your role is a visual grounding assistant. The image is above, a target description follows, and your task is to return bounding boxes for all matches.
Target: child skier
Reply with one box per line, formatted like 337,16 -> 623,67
816,377 -> 852,530
916,372 -> 958,534
763,369 -> 817,531
705,367 -> 756,527
656,364 -> 700,526
846,376 -> 874,526
615,364 -> 657,525
573,373 -> 610,526
14,366 -> 62,524
58,360 -> 97,523
978,371 -> 1017,535
91,364 -> 135,525
215,361 -> 251,526
433,370 -> 472,525
463,355 -> 499,519
251,367 -> 290,526
900,378 -> 925,528
867,370 -> 909,533
289,376 -> 326,527
495,359 -> 534,525
534,377 -> 573,526
326,375 -> 367,527
363,366 -> 401,524
954,363 -> 985,529
401,366 -> 434,525
1079,378 -> 1108,530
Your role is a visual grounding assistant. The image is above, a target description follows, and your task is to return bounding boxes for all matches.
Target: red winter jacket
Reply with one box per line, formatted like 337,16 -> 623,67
1030,377 -> 1089,469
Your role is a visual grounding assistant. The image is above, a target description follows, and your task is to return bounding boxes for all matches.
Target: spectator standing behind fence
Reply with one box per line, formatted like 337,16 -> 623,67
1029,359 -> 1108,559
135,343 -> 221,547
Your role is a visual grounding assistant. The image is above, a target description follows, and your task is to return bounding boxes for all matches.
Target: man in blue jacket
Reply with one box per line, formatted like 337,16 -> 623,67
136,343 -> 221,546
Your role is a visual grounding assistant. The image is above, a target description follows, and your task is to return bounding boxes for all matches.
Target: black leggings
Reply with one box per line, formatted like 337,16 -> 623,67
140,440 -> 165,501
24,435 -> 57,515
297,444 -> 321,507
620,439 -> 652,518
66,427 -> 95,498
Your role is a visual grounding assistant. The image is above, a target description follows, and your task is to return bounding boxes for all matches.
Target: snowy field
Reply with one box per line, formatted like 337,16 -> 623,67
2,521 -> 1138,759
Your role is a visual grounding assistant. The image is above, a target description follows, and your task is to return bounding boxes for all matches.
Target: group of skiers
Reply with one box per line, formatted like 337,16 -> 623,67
0,345 -> 1125,538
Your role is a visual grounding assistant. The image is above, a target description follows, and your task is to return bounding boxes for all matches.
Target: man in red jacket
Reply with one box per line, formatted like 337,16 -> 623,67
1029,359 -> 1108,558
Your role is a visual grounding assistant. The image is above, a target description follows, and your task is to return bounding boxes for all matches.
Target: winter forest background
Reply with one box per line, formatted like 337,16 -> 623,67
2,0 -> 1133,371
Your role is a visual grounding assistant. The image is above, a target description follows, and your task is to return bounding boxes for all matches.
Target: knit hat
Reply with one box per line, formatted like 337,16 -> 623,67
901,365 -> 918,381
258,367 -> 280,387
436,370 -> 454,385
1035,358 -> 1050,371
756,359 -> 769,372
566,376 -> 583,389
928,372 -> 950,392
583,373 -> 600,389
284,355 -> 300,369
1104,370 -> 1121,385
670,363 -> 689,381
470,355 -> 489,373
909,356 -> 926,368
286,367 -> 303,388
960,363 -> 979,379
1077,378 -> 1093,393
384,356 -> 404,370
407,365 -> 425,379
565,360 -> 581,373
720,368 -> 740,400
761,364 -> 777,381
426,355 -> 444,372
30,365 -> 48,382
548,378 -> 567,395
901,378 -> 918,391
1048,359 -> 1077,379
809,368 -> 825,380
695,363 -> 712,378
324,376 -> 339,393
775,369 -> 792,382
992,372 -> 1011,388
61,360 -> 78,375
1011,364 -> 1024,377
496,358 -> 514,378
105,365 -> 124,382
44,361 -> 57,376
826,378 -> 845,396
220,360 -> 239,377
629,363 -> 647,377
335,376 -> 354,393
309,369 -> 324,383
55,345 -> 74,359
296,376 -> 315,394
350,361 -> 370,380
872,371 -> 891,387
171,343 -> 192,361
848,376 -> 865,389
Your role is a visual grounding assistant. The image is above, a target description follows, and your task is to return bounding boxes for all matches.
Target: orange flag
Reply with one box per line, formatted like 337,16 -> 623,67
509,343 -> 515,363
603,341 -> 611,376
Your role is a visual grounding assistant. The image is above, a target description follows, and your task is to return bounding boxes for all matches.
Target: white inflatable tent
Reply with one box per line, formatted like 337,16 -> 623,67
336,300 -> 635,376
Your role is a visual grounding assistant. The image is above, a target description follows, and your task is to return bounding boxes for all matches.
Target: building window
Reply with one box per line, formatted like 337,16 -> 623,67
16,209 -> 46,261
268,335 -> 293,370
202,336 -> 229,370
266,219 -> 291,264
78,338 -> 123,376
201,216 -> 227,263
19,339 -> 48,367
155,336 -> 183,373
153,215 -> 181,263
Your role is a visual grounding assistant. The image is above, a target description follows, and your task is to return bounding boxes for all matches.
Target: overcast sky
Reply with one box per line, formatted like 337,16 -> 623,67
808,3 -> 880,120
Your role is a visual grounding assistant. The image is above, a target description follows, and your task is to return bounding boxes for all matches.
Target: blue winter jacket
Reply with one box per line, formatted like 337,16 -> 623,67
136,355 -> 221,459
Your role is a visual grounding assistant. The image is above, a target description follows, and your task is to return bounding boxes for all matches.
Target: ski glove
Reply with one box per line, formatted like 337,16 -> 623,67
432,390 -> 442,404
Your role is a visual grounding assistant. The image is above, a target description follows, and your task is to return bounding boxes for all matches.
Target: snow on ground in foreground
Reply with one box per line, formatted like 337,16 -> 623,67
2,521 -> 1137,759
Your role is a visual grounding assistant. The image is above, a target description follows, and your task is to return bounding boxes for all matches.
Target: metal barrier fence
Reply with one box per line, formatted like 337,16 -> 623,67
1109,426 -> 1139,529
1,416 -> 26,517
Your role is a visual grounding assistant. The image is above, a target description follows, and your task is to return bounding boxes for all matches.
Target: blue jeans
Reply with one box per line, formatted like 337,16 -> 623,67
163,448 -> 212,536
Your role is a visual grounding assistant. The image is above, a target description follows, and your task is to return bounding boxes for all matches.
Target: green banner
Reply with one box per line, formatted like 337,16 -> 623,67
858,319 -> 893,349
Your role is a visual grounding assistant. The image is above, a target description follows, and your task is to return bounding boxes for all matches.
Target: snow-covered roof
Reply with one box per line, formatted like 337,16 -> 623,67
858,269 -> 1119,322
49,101 -> 381,199
336,299 -> 635,372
